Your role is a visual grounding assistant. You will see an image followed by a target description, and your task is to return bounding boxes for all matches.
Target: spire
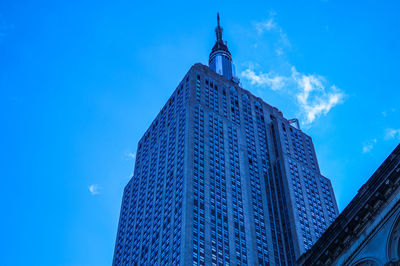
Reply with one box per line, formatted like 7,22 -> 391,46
209,13 -> 238,82
210,13 -> 231,59
216,13 -> 222,43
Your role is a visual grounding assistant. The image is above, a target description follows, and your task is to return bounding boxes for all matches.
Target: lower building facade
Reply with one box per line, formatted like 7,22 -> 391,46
297,144 -> 400,266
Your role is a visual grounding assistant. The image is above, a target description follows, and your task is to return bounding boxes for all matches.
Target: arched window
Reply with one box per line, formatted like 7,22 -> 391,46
387,212 -> 400,262
353,258 -> 379,266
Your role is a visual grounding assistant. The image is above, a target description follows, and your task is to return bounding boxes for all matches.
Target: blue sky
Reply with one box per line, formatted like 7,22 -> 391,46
1,0 -> 399,265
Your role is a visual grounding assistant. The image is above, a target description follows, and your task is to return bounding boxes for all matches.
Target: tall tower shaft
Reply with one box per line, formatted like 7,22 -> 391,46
113,14 -> 338,266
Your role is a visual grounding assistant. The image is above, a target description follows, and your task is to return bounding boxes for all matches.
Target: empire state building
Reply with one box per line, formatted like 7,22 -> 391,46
113,14 -> 338,266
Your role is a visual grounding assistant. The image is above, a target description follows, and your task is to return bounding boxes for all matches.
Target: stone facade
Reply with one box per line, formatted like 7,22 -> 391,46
297,144 -> 400,266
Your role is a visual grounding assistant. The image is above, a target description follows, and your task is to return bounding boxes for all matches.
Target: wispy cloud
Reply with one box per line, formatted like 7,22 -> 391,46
241,69 -> 286,91
242,12 -> 346,126
127,152 -> 136,160
362,139 -> 377,153
291,67 -> 345,125
253,13 -> 290,53
385,128 -> 400,140
382,108 -> 396,117
255,18 -> 277,34
275,47 -> 284,56
88,184 -> 101,195
241,65 -> 345,125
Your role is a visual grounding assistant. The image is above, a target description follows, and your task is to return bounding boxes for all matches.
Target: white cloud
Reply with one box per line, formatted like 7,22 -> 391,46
88,184 -> 101,195
362,139 -> 377,153
245,13 -> 345,126
254,15 -> 290,50
127,152 -> 136,160
241,69 -> 286,91
382,108 -> 396,117
291,67 -> 345,125
241,66 -> 345,125
275,47 -> 284,56
255,18 -> 277,34
385,128 -> 400,140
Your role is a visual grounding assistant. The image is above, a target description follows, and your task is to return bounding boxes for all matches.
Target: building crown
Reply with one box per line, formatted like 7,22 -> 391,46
210,13 -> 231,59
209,13 -> 238,82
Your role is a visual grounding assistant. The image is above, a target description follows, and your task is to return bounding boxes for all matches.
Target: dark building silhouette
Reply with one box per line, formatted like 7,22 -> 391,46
297,144 -> 400,266
113,14 -> 338,265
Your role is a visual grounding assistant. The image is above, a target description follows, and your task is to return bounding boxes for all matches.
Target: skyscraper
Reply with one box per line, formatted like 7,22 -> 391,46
113,14 -> 339,266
